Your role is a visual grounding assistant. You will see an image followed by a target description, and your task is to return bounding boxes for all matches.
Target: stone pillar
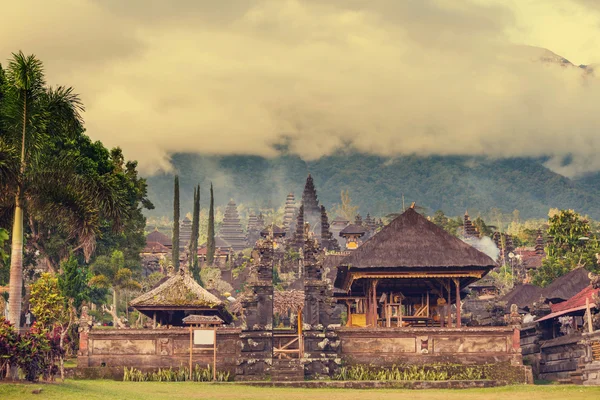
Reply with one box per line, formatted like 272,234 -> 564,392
236,237 -> 274,380
77,306 -> 93,367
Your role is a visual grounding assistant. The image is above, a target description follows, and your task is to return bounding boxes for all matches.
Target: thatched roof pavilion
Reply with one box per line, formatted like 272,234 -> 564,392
334,207 -> 496,328
130,269 -> 233,326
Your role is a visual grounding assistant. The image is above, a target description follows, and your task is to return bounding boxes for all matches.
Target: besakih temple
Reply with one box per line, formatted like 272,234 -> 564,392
247,212 -> 264,246
145,228 -> 172,250
78,205 -> 533,384
198,236 -> 233,266
220,199 -> 248,252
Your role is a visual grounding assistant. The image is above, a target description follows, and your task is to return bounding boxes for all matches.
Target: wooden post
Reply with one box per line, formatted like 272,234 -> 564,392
372,280 -> 378,327
447,280 -> 452,328
153,312 -> 156,329
213,326 -> 217,381
298,306 -> 303,357
345,301 -> 352,327
399,296 -> 403,327
189,325 -> 193,380
586,297 -> 593,334
454,278 -> 461,328
426,291 -> 430,318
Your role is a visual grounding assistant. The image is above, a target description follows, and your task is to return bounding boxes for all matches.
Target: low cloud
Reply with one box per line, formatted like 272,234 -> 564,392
2,0 -> 600,176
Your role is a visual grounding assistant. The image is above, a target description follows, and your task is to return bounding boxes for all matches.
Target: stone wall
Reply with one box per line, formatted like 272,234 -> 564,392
78,326 -> 530,383
538,334 -> 586,382
78,328 -> 240,374
336,326 -> 522,366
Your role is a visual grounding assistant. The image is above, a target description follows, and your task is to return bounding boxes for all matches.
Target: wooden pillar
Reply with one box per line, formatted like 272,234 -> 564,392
454,278 -> 461,328
447,280 -> 452,328
189,324 -> 193,380
371,280 -> 378,327
213,326 -> 217,381
153,312 -> 157,329
345,301 -> 353,327
426,291 -> 430,318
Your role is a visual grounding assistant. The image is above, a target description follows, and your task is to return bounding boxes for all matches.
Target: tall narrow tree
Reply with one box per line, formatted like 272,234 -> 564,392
206,183 -> 215,265
5,53 -> 44,325
189,185 -> 201,283
172,175 -> 180,270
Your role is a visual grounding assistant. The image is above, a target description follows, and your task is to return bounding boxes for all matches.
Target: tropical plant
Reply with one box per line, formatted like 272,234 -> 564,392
29,273 -> 65,330
0,317 -> 18,379
123,365 -> 231,382
0,52 -> 127,325
89,250 -> 141,326
57,255 -> 89,309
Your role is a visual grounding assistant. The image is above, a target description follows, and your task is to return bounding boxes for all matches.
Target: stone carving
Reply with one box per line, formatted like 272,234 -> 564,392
504,304 -> 523,327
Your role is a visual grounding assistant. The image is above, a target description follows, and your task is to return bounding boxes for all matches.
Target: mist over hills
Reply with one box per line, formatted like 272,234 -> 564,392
144,152 -> 600,220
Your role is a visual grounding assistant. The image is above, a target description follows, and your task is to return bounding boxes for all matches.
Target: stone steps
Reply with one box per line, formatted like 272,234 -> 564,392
272,359 -> 304,382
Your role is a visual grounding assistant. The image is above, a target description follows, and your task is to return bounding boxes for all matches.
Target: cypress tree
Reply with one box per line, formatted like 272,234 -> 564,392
190,185 -> 201,283
206,183 -> 215,265
172,175 -> 180,270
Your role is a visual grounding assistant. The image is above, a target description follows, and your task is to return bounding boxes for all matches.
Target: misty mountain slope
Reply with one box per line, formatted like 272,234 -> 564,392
144,153 -> 600,220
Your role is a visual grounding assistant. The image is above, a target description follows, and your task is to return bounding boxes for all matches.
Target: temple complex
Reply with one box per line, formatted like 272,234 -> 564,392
220,199 -> 248,252
339,223 -> 367,250
320,205 -> 340,251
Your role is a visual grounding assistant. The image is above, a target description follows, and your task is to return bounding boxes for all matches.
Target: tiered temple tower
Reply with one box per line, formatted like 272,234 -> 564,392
293,204 -> 305,251
354,214 -> 363,226
220,200 -> 248,252
463,211 -> 478,238
301,174 -> 321,230
320,205 -> 340,252
247,213 -> 261,247
179,216 -> 193,251
282,193 -> 297,232
535,229 -> 545,256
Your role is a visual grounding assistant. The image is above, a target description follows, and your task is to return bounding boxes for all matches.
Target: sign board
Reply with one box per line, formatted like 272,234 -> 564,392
193,329 -> 215,345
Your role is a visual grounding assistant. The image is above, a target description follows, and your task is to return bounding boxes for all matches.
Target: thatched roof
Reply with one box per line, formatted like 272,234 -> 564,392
339,224 -> 366,236
273,290 -> 305,314
340,208 -> 496,269
541,267 -> 591,303
499,284 -> 543,310
130,271 -> 222,308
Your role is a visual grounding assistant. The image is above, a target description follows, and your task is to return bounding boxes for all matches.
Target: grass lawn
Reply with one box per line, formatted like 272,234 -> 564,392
1,381 -> 600,400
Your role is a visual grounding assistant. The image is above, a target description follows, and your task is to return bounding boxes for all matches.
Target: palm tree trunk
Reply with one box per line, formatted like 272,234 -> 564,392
112,289 -> 118,327
8,93 -> 27,327
8,199 -> 23,327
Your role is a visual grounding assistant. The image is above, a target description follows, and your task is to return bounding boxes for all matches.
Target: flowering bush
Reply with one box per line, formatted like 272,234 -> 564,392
15,323 -> 52,382
0,317 -> 18,379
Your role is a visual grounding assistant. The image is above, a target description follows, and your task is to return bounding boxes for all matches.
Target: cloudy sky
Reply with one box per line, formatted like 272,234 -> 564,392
2,0 -> 600,176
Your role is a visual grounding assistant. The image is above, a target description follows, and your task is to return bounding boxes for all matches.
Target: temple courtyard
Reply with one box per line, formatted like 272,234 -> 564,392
1,381 -> 600,400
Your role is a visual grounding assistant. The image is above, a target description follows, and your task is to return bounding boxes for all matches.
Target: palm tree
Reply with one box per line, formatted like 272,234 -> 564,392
0,52 -> 126,326
89,250 -> 141,326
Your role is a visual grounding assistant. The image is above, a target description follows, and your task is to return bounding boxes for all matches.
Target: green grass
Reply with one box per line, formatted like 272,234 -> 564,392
0,381 -> 599,400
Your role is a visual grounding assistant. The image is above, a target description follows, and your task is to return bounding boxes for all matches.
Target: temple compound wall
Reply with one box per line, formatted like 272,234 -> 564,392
77,325 -> 529,382
78,328 -> 241,374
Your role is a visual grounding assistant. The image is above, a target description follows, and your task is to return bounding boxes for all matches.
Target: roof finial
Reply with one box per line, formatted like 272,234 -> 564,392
410,202 -> 416,209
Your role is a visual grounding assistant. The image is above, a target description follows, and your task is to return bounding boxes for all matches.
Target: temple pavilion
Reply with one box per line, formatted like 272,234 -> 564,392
130,268 -> 232,327
334,207 -> 496,328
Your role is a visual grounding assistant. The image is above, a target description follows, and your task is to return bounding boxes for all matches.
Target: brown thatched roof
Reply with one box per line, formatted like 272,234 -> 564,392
182,315 -> 224,325
339,224 -> 366,236
541,267 -> 591,302
341,208 -> 496,269
130,271 -> 223,308
499,284 -> 543,310
273,290 -> 305,314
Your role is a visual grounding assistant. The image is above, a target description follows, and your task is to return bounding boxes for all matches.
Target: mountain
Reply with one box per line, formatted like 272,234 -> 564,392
144,152 -> 600,220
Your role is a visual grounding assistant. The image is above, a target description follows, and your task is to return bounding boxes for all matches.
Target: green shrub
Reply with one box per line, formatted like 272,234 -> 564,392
123,365 -> 231,382
332,363 -> 492,381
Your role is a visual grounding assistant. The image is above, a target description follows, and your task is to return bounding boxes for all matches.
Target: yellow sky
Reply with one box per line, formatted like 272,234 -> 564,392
1,0 -> 599,176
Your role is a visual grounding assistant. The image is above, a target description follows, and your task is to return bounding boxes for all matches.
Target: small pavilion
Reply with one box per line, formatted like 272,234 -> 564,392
130,268 -> 233,327
334,207 -> 496,328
